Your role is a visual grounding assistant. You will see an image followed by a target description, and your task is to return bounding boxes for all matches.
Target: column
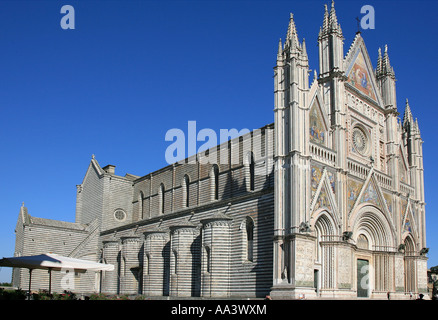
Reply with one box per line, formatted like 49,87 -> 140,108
102,240 -> 119,294
120,236 -> 141,295
200,214 -> 232,298
143,228 -> 170,296
169,221 -> 200,297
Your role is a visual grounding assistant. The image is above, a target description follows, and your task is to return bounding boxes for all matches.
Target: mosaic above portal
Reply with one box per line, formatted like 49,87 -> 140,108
327,170 -> 335,194
347,178 -> 363,212
359,180 -> 380,207
311,165 -> 323,198
383,191 -> 392,214
314,185 -> 332,212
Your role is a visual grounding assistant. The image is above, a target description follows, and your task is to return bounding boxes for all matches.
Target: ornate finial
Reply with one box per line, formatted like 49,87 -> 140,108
92,154 -> 95,159
286,12 -> 299,44
21,202 -> 25,207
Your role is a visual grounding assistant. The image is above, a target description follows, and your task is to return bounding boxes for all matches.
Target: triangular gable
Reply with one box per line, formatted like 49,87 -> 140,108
344,35 -> 382,106
80,157 -> 104,185
350,168 -> 392,221
313,184 -> 332,212
401,199 -> 419,239
382,191 -> 393,216
358,176 -> 381,208
310,168 -> 338,216
309,93 -> 329,146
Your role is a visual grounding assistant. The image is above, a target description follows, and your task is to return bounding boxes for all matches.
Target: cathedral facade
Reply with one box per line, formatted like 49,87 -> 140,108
13,3 -> 428,299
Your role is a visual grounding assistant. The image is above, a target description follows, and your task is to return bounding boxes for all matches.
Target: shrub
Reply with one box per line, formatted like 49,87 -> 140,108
89,293 -> 110,300
0,288 -> 27,300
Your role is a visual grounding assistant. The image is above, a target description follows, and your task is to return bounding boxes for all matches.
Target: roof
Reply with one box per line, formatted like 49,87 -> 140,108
18,205 -> 87,231
28,216 -> 87,231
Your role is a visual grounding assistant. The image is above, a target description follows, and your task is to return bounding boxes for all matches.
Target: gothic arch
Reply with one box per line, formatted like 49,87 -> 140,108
312,211 -> 337,291
243,151 -> 255,191
310,209 -> 339,237
159,183 -> 165,214
402,233 -> 417,256
403,234 -> 417,293
182,174 -> 190,208
349,204 -> 396,250
210,164 -> 219,200
139,191 -> 145,219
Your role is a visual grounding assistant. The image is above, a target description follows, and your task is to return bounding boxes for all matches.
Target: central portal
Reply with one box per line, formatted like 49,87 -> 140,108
357,259 -> 369,298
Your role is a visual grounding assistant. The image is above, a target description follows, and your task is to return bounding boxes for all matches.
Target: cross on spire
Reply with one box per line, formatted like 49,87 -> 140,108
355,16 -> 361,34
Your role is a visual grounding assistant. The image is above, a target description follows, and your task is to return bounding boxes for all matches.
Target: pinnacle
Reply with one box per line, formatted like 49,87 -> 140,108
377,44 -> 395,77
403,98 -> 413,126
286,12 -> 299,45
320,1 -> 342,37
277,38 -> 283,58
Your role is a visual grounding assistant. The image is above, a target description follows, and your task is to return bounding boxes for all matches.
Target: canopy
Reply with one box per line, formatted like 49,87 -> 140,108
0,253 -> 114,296
0,253 -> 114,272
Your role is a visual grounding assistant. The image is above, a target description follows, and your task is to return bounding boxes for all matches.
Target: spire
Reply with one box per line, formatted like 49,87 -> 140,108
301,38 -> 308,60
376,47 -> 382,76
329,1 -> 342,33
403,98 -> 413,128
319,1 -> 342,38
329,1 -> 338,28
382,45 -> 395,77
322,4 -> 329,34
414,118 -> 421,135
286,13 -> 300,50
277,38 -> 283,56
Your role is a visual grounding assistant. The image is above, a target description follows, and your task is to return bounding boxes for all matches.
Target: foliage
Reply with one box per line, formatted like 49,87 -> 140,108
0,288 -> 26,300
54,290 -> 77,300
89,293 -> 111,300
430,265 -> 438,273
31,290 -> 77,300
0,282 -> 12,287
89,293 -> 147,300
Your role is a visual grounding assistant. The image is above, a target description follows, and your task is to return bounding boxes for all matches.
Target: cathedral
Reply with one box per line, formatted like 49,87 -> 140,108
13,2 -> 428,299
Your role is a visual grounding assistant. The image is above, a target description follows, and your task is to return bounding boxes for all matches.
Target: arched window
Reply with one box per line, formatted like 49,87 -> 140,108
246,216 -> 254,262
183,175 -> 190,208
159,184 -> 165,214
245,152 -> 255,191
145,254 -> 150,275
211,165 -> 219,200
173,250 -> 178,274
139,191 -> 145,219
205,246 -> 211,273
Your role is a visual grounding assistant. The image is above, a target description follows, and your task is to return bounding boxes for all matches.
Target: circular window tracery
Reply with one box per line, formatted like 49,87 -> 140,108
114,209 -> 126,222
352,126 -> 369,156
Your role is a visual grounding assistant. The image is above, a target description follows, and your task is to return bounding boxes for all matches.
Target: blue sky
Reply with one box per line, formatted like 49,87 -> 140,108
0,0 -> 437,283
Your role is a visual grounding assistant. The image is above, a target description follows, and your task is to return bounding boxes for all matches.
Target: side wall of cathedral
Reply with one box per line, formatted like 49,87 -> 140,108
95,124 -> 276,298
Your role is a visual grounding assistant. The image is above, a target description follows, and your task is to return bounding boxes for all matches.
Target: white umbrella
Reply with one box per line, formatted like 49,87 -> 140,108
0,253 -> 114,296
